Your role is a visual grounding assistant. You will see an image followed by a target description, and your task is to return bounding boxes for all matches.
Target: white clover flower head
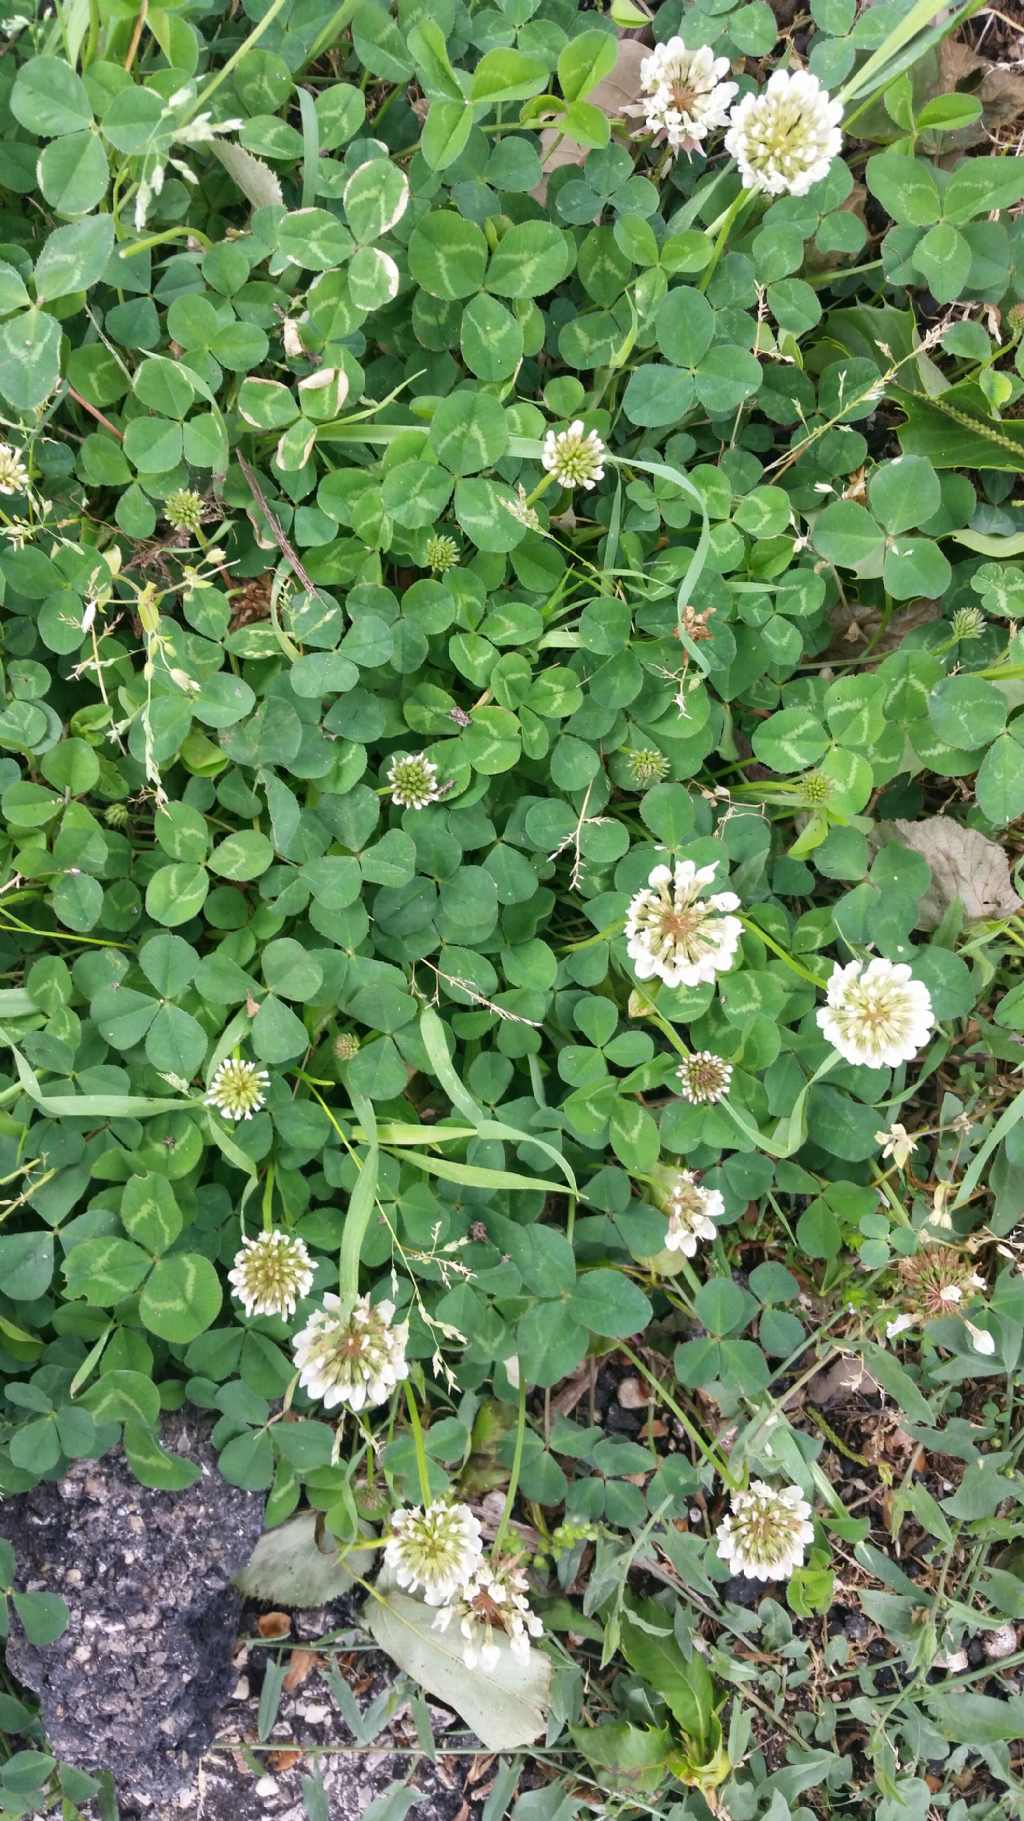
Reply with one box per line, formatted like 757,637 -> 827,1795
292,1292 -> 409,1412
817,958 -> 934,1069
663,1170 -> 724,1256
635,39 -> 737,153
206,1057 -> 270,1121
433,1558 -> 543,1668
875,1122 -> 917,1170
384,1501 -> 483,1605
725,69 -> 843,198
541,421 -> 606,491
0,443 -> 29,495
676,1051 -> 733,1106
228,1229 -> 315,1319
625,859 -> 742,989
387,751 -> 443,810
716,1481 -> 814,1581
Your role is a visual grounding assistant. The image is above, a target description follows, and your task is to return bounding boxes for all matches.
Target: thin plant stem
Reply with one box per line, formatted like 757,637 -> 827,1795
493,1374 -> 527,1556
618,1343 -> 738,1488
403,1382 -> 433,1507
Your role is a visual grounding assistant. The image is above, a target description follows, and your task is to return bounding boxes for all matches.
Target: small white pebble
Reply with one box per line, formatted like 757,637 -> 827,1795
255,1776 -> 278,1798
984,1623 -> 1019,1661
616,1376 -> 650,1409
233,1677 -> 250,1699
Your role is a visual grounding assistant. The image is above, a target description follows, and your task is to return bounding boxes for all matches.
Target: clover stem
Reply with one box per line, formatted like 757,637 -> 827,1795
404,1382 -> 433,1508
738,913 -> 830,989
699,187 -> 753,293
493,1371 -> 527,1557
618,1344 -> 739,1488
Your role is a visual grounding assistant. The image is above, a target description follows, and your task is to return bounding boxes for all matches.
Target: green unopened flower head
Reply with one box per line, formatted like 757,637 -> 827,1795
799,770 -> 833,808
426,533 -> 459,575
104,803 -> 130,829
334,1031 -> 360,1062
551,1518 -> 600,1554
626,747 -> 670,788
950,605 -> 985,643
165,488 -> 205,535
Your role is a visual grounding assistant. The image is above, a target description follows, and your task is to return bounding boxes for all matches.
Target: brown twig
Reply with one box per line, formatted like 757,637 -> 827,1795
66,386 -> 124,440
235,452 -> 327,601
124,0 -> 149,70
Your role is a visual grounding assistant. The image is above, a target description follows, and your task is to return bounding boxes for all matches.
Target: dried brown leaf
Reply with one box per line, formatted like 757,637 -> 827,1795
256,1612 -> 292,1640
268,1748 -> 305,1772
936,41 -> 1024,148
282,1648 -> 320,1693
875,816 -> 1022,927
807,1356 -> 881,1407
533,40 -> 648,202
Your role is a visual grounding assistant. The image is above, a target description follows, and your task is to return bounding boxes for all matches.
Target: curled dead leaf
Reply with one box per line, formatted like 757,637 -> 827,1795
282,1648 -> 320,1693
268,1748 -> 305,1772
257,1612 -> 292,1640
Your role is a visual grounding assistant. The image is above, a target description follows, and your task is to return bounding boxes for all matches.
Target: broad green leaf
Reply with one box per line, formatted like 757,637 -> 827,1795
38,133 -> 108,215
236,1513 -> 373,1604
409,212 -> 488,300
34,215 -> 113,302
0,309 -> 62,409
558,30 -> 618,102
122,1422 -> 203,1489
865,152 -> 941,227
11,55 -> 92,136
621,1601 -> 715,1747
469,49 -> 549,105
343,158 -> 409,243
486,222 -> 573,299
366,1584 -> 551,1748
0,1232 -> 54,1300
139,1252 -> 222,1342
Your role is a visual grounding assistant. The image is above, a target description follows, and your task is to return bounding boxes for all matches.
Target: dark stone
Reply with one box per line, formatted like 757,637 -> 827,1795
723,1574 -> 763,1608
0,1409 -> 263,1811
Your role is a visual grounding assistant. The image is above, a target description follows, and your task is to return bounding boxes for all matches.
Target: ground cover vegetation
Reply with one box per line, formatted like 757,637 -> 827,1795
1,0 -> 1024,1813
